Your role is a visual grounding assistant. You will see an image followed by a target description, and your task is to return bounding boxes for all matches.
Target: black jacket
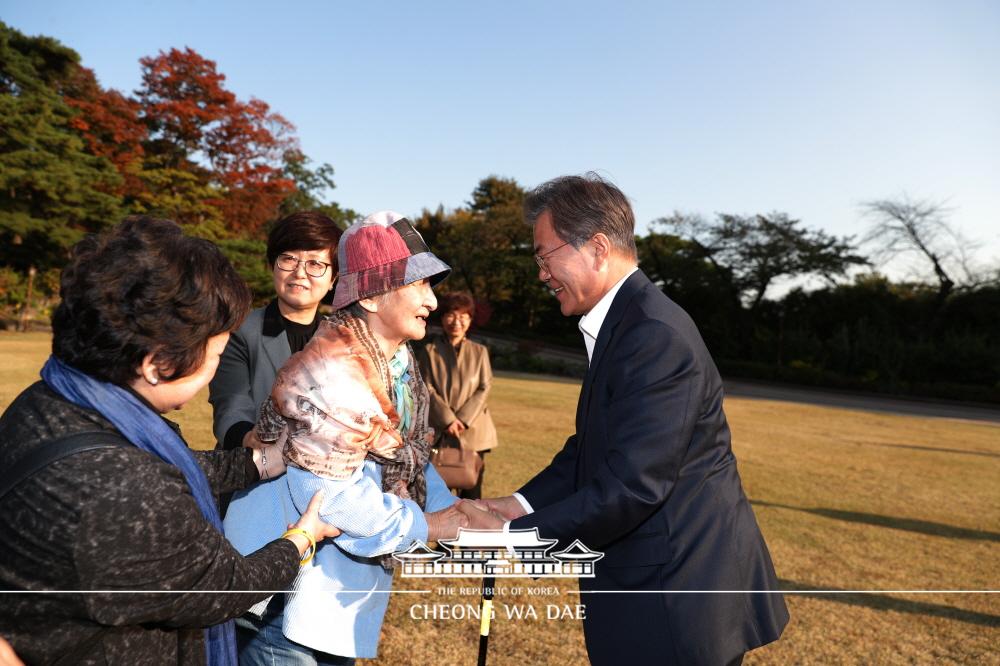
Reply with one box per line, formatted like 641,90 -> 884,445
0,382 -> 300,665
513,271 -> 789,665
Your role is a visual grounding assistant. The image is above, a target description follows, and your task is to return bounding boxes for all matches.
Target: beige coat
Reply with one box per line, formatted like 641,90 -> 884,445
418,335 -> 498,452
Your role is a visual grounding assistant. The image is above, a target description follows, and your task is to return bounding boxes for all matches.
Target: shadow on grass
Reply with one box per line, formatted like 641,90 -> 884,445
751,500 -> 1000,542
874,442 -> 1000,458
779,579 -> 1000,627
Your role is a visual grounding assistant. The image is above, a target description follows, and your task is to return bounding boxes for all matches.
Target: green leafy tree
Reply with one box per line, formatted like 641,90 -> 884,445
636,231 -> 741,358
416,176 -> 552,331
0,22 -> 121,325
657,211 -> 867,356
658,211 -> 867,310
130,156 -> 227,238
215,238 -> 271,305
277,149 -> 357,229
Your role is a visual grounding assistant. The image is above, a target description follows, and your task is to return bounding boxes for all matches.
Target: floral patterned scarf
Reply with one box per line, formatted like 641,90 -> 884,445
256,309 -> 433,516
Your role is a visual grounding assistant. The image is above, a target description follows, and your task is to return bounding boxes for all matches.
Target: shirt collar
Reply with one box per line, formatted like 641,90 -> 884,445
578,267 -> 638,362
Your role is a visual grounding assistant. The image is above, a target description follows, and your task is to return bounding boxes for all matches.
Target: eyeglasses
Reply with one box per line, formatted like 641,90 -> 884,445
534,239 -> 577,273
275,254 -> 332,278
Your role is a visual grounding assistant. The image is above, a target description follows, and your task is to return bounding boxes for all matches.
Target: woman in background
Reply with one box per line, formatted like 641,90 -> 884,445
0,217 -> 337,665
210,211 -> 343,457
418,291 -> 498,499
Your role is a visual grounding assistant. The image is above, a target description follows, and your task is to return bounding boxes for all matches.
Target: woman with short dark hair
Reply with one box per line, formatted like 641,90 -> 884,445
0,217 -> 338,665
418,291 -> 498,499
210,211 -> 343,457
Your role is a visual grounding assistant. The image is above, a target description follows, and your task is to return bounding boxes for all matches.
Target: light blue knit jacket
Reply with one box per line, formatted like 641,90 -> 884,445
223,460 -> 456,658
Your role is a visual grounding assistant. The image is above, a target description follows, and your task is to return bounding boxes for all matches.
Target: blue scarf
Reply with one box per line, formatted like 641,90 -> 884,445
41,356 -> 237,666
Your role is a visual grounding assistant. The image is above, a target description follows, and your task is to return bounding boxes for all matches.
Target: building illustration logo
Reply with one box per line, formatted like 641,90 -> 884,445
393,528 -> 604,578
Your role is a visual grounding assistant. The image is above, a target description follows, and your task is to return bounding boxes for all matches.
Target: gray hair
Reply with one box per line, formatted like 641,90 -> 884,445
523,172 -> 637,259
346,291 -> 394,320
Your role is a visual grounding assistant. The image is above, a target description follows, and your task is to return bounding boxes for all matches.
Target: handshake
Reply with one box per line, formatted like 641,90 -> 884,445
424,495 -> 527,542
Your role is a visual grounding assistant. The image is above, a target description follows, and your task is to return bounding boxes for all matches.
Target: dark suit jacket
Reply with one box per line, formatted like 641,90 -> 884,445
512,271 -> 788,665
209,300 -> 292,451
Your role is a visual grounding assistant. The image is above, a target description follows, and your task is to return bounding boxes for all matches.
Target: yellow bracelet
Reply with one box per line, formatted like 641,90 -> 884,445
281,528 -> 317,566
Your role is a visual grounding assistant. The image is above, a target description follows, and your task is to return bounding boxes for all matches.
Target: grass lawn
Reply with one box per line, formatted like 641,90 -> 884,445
2,332 -> 997,664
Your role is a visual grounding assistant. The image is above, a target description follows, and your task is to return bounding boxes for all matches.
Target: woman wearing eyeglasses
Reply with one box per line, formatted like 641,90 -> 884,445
209,211 -> 344,485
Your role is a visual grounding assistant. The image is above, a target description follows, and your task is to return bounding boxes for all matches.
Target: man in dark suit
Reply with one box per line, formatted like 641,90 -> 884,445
471,174 -> 788,665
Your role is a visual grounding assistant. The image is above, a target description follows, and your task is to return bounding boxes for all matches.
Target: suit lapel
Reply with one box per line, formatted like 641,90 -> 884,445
575,270 -> 648,442
260,299 -> 291,375
261,331 -> 290,376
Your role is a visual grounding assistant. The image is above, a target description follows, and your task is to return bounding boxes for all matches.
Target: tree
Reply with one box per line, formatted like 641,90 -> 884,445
277,149 -> 357,229
0,23 -> 121,326
659,211 -> 867,313
636,231 -> 740,357
416,176 -> 552,331
130,156 -> 227,237
136,47 -> 295,235
860,195 -> 989,303
63,66 -> 147,202
657,211 -> 866,357
464,176 -> 535,310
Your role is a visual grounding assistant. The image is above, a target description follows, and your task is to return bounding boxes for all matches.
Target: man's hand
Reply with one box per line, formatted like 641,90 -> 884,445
478,495 -> 527,521
445,420 -> 467,438
457,500 -> 505,530
425,504 -> 470,541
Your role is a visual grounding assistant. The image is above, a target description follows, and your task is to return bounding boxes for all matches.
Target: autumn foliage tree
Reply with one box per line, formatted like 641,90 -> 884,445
52,46 -> 329,238
63,66 -> 146,201
2,27 -> 352,324
135,48 -> 296,235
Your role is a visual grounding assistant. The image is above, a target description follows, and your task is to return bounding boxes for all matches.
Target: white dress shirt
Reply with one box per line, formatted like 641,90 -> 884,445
509,266 -> 638,522
577,267 -> 639,362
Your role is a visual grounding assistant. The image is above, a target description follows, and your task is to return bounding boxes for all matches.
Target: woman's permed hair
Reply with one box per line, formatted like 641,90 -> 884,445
52,216 -> 253,386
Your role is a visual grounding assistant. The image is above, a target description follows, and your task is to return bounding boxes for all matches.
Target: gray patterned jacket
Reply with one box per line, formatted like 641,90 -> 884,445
0,382 -> 300,665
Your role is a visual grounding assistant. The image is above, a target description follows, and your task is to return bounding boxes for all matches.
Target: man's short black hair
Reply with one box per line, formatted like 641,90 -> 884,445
523,172 -> 637,259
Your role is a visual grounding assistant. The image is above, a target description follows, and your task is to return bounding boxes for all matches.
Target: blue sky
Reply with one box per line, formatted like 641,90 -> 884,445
5,1 -> 999,282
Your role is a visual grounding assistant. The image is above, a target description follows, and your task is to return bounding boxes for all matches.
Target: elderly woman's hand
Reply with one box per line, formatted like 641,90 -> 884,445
425,503 -> 471,541
248,430 -> 287,480
283,491 -> 342,558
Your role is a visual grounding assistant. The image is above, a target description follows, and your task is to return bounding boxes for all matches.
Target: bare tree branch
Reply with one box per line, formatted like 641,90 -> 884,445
860,194 -> 989,299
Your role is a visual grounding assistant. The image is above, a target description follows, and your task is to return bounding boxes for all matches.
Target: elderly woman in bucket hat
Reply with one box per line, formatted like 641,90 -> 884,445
223,211 -> 469,664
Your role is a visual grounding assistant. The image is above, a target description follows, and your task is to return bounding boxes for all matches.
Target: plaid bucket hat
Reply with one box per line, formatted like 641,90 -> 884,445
331,210 -> 451,310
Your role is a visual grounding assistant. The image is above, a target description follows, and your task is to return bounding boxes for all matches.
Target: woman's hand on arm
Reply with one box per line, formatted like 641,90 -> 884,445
283,491 -> 343,558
